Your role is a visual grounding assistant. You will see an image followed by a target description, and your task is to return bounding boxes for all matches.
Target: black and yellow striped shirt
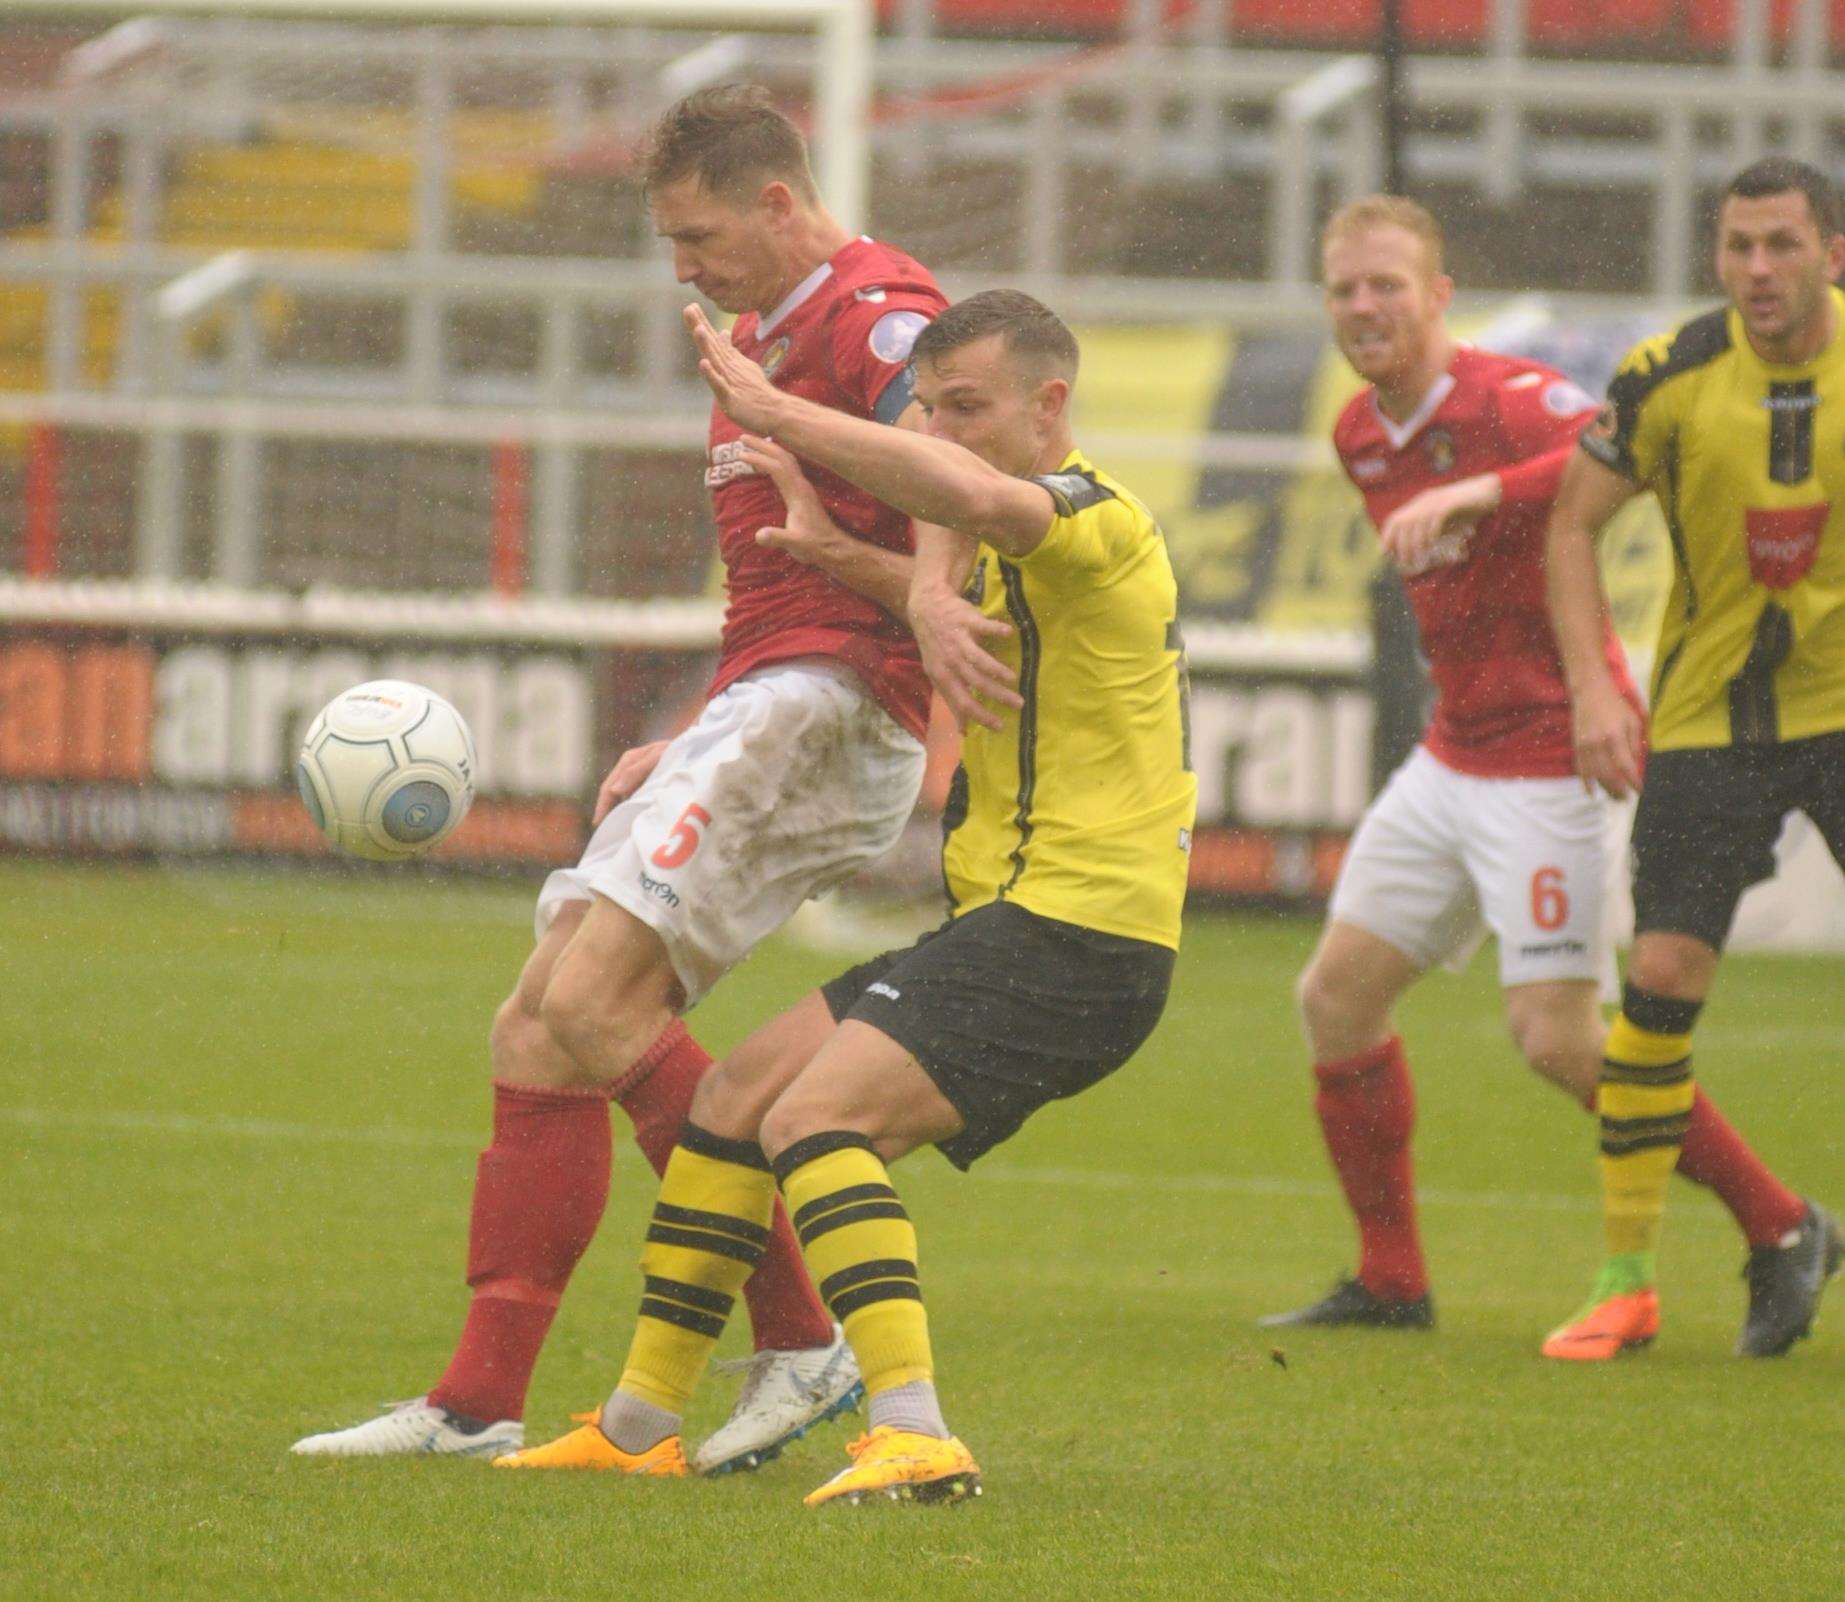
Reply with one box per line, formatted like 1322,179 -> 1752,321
1584,289 -> 1845,749
942,449 -> 1196,950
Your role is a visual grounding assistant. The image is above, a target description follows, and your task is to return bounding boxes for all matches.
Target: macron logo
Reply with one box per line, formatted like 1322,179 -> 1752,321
638,870 -> 681,909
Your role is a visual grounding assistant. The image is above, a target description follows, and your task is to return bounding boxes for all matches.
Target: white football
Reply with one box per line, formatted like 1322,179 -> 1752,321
295,680 -> 477,862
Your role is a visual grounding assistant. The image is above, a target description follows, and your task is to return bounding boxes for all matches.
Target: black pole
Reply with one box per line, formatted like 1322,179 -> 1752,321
1378,0 -> 1407,197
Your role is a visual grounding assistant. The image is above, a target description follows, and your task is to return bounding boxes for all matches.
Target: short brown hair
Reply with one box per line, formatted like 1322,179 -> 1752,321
911,289 -> 1080,382
1726,156 -> 1845,237
640,84 -> 818,202
1321,195 -> 1446,276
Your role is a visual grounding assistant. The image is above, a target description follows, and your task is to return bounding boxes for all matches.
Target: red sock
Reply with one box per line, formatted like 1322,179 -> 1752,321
1313,1036 -> 1428,1301
428,1081 -> 612,1423
613,1021 -> 834,1352
1675,1088 -> 1806,1247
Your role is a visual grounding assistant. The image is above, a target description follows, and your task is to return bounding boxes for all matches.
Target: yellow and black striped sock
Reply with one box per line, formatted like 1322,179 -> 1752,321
615,1123 -> 776,1416
1596,984 -> 1701,1291
773,1132 -> 933,1399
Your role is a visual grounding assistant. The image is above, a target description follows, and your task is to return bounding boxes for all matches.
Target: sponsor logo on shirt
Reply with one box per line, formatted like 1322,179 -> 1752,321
1744,503 -> 1828,589
760,335 -> 793,379
703,438 -> 760,488
868,310 -> 930,365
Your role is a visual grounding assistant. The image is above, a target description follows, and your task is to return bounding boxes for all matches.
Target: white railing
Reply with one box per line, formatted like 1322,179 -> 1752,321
2,17 -> 1840,296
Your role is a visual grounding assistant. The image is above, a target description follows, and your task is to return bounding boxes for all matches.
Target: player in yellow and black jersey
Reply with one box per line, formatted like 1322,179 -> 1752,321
940,446 -> 1193,950
1541,157 -> 1845,1364
498,291 -> 1194,1505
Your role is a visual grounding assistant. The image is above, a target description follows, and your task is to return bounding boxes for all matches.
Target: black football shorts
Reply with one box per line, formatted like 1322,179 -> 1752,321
819,900 -> 1175,1169
1630,728 -> 1845,950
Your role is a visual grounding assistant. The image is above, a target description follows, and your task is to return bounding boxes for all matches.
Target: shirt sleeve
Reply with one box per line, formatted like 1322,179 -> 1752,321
1494,443 -> 1576,508
1579,334 -> 1676,484
829,291 -> 943,425
1015,470 -> 1138,579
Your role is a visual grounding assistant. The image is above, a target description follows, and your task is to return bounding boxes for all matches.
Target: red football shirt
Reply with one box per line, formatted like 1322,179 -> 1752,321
1333,344 -> 1642,779
703,235 -> 947,741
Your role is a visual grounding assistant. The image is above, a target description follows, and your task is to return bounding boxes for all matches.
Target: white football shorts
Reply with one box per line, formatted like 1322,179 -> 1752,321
535,658 -> 926,1007
1328,745 -> 1616,990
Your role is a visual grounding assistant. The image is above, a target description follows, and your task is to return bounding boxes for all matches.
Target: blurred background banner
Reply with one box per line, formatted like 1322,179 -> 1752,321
1,0 -> 1841,941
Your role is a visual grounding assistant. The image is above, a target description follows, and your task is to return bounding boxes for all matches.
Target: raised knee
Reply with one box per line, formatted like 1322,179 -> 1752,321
758,1089 -> 825,1165
489,988 -> 541,1072
1625,955 -> 1699,1000
688,1060 -> 758,1138
756,1097 -> 799,1164
1297,960 -> 1359,1041
1509,1011 -> 1563,1070
536,975 -> 606,1069
1506,1005 -> 1598,1100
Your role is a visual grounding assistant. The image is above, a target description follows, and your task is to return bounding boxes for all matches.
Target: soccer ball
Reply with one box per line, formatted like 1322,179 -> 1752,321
295,680 -> 477,862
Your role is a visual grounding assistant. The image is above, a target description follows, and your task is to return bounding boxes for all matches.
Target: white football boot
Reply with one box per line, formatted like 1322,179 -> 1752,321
289,1397 -> 523,1460
692,1325 -> 864,1475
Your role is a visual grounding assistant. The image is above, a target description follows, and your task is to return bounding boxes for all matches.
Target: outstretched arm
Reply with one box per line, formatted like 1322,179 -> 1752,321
1544,448 -> 1645,798
686,304 -> 1055,557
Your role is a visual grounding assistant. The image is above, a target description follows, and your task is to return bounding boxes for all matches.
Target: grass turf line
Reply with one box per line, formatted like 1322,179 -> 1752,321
4,861 -> 1843,1601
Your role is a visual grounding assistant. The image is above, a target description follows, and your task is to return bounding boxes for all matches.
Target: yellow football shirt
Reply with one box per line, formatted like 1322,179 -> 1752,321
942,449 -> 1197,950
1584,288 -> 1845,749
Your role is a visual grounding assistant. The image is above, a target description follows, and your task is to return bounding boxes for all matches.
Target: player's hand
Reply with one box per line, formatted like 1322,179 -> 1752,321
685,303 -> 784,434
908,579 -> 1020,733
592,739 -> 670,825
1378,473 -> 1501,573
736,434 -> 847,568
1571,678 -> 1645,800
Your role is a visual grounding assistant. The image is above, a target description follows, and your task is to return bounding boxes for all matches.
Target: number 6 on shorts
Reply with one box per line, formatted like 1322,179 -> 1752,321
1530,864 -> 1569,931
651,803 -> 712,870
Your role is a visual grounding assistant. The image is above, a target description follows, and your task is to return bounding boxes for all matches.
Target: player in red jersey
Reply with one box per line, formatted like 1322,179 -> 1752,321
293,87 -> 945,1469
1263,196 -> 1814,1331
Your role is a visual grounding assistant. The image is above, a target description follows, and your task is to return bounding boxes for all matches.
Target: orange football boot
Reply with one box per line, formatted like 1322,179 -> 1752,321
1541,1289 -> 1661,1361
804,1426 -> 981,1507
492,1412 -> 688,1474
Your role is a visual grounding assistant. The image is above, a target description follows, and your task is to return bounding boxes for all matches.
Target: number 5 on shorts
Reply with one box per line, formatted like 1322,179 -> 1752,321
651,803 -> 712,870
1530,865 -> 1569,931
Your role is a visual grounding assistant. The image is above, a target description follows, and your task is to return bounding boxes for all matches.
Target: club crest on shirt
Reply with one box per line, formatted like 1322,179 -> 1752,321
759,336 -> 793,380
1424,429 -> 1456,473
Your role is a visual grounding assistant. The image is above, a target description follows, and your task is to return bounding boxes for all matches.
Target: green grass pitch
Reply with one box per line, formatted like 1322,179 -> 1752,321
6,860 -> 1844,1601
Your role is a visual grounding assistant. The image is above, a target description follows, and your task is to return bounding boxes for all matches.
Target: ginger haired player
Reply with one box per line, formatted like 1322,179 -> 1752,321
292,85 -> 946,1469
1261,195 -> 1826,1353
